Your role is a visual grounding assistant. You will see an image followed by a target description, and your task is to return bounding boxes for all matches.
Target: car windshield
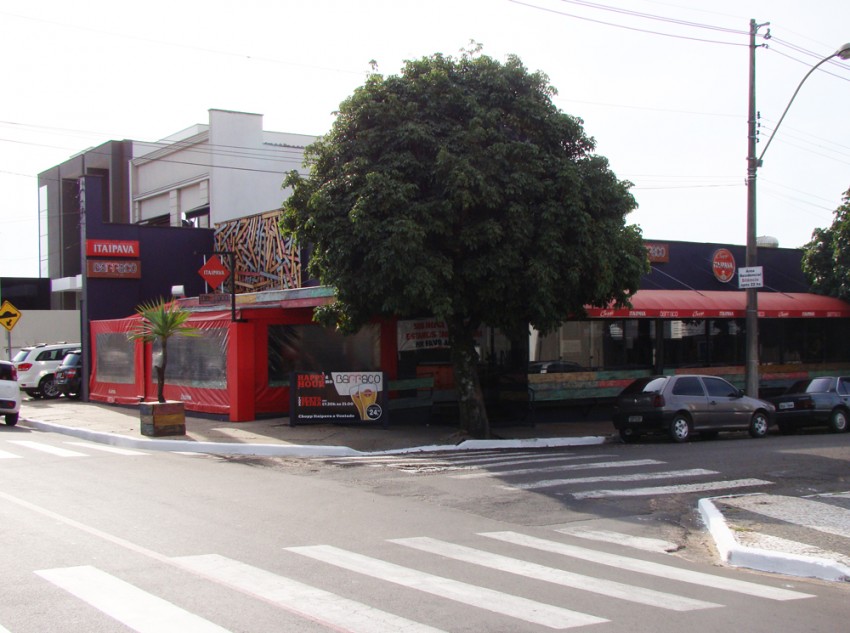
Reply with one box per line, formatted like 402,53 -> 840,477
621,377 -> 667,395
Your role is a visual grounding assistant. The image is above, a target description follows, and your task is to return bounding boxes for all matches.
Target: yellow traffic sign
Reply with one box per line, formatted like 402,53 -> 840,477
0,300 -> 21,331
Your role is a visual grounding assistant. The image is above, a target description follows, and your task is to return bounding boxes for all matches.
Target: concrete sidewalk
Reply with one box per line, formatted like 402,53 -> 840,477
15,398 -> 850,583
17,399 -> 614,456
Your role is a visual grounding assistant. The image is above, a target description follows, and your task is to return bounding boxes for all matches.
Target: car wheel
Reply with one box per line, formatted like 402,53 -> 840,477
39,375 -> 61,399
5,412 -> 18,426
749,411 -> 769,438
828,409 -> 848,433
669,414 -> 691,443
619,429 -> 640,443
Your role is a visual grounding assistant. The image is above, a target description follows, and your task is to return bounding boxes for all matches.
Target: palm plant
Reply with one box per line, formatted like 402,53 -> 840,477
128,298 -> 200,403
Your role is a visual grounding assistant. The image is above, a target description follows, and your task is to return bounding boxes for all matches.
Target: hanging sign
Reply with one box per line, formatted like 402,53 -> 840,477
198,255 -> 230,290
738,266 -> 764,289
289,371 -> 386,427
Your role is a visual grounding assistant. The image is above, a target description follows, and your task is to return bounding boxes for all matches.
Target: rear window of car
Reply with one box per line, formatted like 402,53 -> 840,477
12,349 -> 31,363
60,353 -> 81,367
621,377 -> 668,395
0,363 -> 14,381
790,378 -> 833,394
672,377 -> 705,396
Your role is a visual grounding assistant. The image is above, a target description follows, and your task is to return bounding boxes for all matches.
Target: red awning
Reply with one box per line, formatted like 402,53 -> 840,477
584,290 -> 850,319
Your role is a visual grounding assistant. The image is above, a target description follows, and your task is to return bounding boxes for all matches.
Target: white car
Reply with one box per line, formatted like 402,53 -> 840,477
0,360 -> 21,425
12,342 -> 80,399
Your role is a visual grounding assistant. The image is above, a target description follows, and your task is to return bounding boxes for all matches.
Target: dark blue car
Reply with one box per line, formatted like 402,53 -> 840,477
769,376 -> 850,434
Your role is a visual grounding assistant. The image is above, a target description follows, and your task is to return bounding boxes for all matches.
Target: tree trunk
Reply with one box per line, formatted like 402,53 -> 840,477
156,341 -> 168,403
449,321 -> 490,439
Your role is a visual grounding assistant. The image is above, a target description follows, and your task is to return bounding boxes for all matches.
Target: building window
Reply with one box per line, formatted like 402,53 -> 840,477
183,207 -> 210,228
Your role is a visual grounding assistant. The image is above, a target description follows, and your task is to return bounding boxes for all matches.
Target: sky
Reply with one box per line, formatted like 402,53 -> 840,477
1,0 -> 848,278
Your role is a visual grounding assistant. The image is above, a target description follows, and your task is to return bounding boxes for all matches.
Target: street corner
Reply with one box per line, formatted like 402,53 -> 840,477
698,493 -> 850,583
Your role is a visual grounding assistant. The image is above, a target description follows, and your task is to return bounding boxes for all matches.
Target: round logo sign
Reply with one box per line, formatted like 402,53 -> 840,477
712,249 -> 736,283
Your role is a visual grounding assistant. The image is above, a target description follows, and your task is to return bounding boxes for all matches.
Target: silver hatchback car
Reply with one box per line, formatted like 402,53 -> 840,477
613,374 -> 775,443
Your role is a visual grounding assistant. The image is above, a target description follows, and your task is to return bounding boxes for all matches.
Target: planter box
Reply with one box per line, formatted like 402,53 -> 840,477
140,401 -> 186,437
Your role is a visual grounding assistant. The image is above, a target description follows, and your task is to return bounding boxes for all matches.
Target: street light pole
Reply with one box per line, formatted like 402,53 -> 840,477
744,19 -> 850,397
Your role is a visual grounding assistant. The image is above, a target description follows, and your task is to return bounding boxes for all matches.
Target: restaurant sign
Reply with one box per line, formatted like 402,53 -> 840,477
289,371 -> 387,426
86,239 -> 140,258
86,259 -> 142,279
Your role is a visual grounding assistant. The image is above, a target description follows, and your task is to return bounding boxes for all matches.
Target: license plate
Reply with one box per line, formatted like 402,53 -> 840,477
628,415 -> 643,422
778,402 -> 795,410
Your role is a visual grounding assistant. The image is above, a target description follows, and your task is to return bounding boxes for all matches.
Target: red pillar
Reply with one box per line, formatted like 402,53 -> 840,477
228,319 -> 255,422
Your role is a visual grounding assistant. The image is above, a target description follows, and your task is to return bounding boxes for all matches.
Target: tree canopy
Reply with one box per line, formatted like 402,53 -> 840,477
802,188 -> 850,301
282,50 -> 648,436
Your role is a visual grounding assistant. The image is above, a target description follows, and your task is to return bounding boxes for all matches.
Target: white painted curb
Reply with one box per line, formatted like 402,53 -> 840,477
698,496 -> 850,583
21,418 -> 607,457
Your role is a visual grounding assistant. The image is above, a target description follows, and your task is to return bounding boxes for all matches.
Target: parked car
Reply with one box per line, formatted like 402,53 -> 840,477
12,342 -> 80,399
0,360 -> 21,425
769,376 -> 850,434
613,374 -> 775,443
55,349 -> 83,399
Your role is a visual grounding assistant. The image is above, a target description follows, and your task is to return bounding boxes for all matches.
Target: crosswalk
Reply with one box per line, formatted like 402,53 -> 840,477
21,527 -> 816,633
0,438 -> 149,459
317,449 -> 774,499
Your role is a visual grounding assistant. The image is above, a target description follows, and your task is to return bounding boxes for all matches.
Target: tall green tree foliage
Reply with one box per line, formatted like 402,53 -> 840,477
282,50 -> 648,438
802,189 -> 850,300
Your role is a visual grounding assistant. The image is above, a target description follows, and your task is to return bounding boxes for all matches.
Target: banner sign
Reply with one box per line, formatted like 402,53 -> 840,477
290,371 -> 387,426
397,319 -> 451,352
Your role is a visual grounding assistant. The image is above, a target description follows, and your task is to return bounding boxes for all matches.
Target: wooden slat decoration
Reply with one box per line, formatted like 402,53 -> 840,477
213,210 -> 301,293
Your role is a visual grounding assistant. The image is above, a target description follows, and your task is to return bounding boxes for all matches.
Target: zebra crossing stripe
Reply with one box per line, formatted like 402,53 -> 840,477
555,528 -> 679,554
451,458 -> 665,479
571,479 -> 773,499
286,544 -> 608,629
499,468 -> 719,491
174,554 -> 446,633
8,440 -> 87,457
390,537 -> 720,612
66,442 -> 149,456
481,532 -> 813,601
36,566 -> 231,632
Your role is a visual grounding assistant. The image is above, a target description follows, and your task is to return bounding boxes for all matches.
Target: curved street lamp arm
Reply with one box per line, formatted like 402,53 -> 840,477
758,44 -> 850,165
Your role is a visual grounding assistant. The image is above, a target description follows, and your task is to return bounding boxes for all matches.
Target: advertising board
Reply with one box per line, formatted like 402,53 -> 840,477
290,371 -> 387,427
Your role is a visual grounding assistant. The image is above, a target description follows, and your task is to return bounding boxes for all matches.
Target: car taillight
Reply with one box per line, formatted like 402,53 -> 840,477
798,397 -> 815,410
17,363 -> 32,372
66,369 -> 78,378
652,394 -> 665,408
10,366 -> 17,381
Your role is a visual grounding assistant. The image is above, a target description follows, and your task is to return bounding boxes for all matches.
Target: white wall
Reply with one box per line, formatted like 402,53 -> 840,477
131,110 -> 317,226
2,310 -> 81,360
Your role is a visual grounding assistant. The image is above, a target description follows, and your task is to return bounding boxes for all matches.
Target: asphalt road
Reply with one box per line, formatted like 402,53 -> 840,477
2,426 -> 848,632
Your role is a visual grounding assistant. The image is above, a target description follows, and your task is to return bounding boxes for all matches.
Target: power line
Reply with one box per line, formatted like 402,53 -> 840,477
510,0 -> 748,46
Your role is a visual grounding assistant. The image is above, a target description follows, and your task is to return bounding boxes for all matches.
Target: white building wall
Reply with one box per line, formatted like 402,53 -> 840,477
131,109 -> 316,226
2,311 -> 80,360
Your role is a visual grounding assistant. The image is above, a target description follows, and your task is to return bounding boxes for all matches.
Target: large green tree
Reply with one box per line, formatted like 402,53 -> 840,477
282,50 -> 648,438
802,188 -> 850,300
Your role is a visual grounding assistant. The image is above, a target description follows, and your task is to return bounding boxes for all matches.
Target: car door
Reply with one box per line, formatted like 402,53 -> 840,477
669,376 -> 710,429
702,376 -> 747,429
